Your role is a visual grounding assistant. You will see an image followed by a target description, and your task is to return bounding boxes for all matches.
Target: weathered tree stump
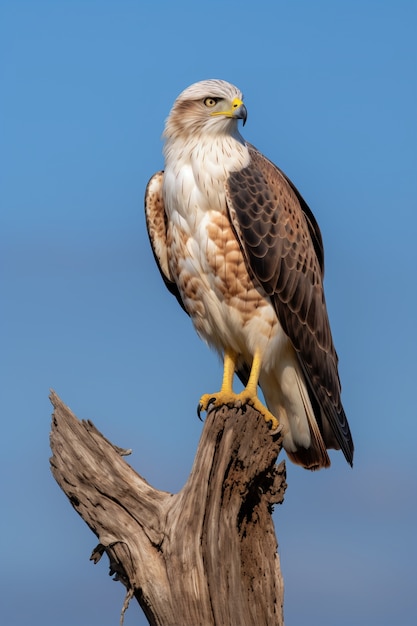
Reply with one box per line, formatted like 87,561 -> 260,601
49,390 -> 287,626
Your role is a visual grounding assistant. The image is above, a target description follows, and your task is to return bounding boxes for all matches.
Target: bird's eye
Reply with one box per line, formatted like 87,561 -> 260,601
204,97 -> 220,107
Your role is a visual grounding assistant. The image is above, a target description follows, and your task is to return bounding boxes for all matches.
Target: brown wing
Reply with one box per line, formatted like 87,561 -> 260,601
144,171 -> 188,314
226,145 -> 353,465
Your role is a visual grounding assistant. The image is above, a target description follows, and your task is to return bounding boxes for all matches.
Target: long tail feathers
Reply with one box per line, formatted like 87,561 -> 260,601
286,373 -> 331,471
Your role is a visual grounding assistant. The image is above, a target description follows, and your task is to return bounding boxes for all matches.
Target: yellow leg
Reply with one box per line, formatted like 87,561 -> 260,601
198,348 -> 279,429
198,349 -> 238,415
219,349 -> 237,395
244,348 -> 263,396
234,349 -> 278,429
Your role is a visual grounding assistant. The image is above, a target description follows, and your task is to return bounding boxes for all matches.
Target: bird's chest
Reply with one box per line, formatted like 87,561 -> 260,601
163,151 -> 238,295
162,143 -> 275,354
165,193 -> 270,352
169,207 -> 254,303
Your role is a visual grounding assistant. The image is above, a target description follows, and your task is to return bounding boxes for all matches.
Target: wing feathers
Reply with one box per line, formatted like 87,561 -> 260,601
145,171 -> 188,314
226,144 -> 353,466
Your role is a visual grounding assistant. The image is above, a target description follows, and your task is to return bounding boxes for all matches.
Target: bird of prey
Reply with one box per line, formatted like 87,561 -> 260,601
145,79 -> 353,470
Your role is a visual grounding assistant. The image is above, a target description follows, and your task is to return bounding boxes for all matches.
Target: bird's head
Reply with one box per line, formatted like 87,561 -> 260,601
163,79 -> 247,141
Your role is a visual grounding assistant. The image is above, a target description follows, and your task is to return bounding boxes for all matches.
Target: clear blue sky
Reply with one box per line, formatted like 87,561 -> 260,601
1,1 -> 416,625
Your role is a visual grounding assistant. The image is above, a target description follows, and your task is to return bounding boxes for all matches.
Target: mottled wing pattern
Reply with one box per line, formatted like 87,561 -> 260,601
144,171 -> 188,314
226,145 -> 353,463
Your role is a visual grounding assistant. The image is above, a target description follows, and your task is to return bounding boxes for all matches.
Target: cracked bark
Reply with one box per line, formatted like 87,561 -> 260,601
49,390 -> 287,626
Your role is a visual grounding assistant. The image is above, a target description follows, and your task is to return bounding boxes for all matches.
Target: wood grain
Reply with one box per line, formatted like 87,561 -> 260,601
49,391 -> 286,625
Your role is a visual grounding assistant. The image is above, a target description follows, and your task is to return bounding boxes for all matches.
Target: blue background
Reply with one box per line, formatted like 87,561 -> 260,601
1,1 -> 416,625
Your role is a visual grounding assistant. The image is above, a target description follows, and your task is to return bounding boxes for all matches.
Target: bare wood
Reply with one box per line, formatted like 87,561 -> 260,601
49,391 -> 287,626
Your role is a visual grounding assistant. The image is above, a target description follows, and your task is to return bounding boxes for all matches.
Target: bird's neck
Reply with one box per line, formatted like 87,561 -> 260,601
162,133 -> 250,217
163,131 -> 250,176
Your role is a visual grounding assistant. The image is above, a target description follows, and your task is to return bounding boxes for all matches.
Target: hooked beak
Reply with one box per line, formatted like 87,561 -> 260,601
232,99 -> 248,126
210,97 -> 248,126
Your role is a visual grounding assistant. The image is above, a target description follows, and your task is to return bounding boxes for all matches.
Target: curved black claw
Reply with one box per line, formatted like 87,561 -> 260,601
197,396 -> 217,421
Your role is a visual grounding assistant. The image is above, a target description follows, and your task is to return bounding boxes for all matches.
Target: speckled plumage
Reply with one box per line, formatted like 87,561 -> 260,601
145,79 -> 353,469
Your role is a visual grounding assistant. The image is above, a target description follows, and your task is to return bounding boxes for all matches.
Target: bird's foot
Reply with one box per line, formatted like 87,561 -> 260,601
198,391 -> 239,418
241,393 -> 279,430
198,391 -> 279,430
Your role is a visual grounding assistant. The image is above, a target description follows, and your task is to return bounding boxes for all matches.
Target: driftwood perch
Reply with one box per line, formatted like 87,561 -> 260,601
49,390 -> 287,625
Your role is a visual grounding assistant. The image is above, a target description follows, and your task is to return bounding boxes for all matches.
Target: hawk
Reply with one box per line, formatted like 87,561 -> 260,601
145,79 -> 353,470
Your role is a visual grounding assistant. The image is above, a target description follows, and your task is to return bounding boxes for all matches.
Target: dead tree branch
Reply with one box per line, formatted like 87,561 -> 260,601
49,390 -> 287,626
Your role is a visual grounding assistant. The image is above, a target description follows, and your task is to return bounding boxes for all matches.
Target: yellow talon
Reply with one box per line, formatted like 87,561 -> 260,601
239,393 -> 279,429
198,390 -> 240,415
198,389 -> 278,429
197,348 -> 279,430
